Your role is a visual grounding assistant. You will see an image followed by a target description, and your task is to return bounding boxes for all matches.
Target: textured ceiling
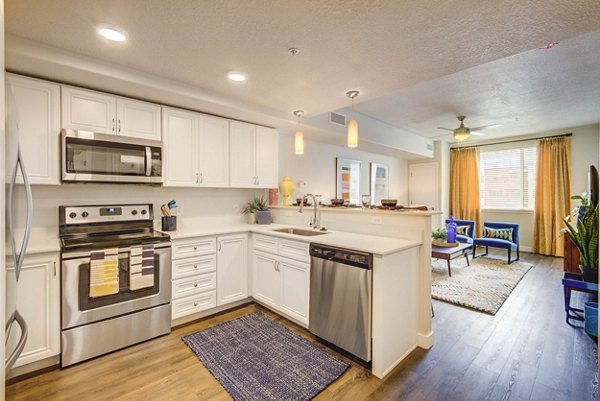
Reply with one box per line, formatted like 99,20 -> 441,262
5,0 -> 600,142
355,29 -> 600,141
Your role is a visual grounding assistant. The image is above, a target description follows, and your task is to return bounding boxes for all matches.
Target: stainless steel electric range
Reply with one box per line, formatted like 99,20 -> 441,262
59,203 -> 172,367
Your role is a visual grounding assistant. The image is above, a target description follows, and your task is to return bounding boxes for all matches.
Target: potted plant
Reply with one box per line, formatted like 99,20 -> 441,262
563,196 -> 598,283
242,197 -> 267,224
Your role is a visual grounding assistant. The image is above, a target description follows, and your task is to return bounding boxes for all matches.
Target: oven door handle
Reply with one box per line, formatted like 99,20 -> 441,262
145,147 -> 152,176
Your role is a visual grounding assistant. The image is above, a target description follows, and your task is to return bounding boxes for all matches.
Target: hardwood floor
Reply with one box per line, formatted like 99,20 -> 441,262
6,251 -> 598,401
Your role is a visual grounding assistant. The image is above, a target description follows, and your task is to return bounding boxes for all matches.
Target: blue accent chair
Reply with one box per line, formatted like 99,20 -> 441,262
445,219 -> 475,245
473,222 -> 519,264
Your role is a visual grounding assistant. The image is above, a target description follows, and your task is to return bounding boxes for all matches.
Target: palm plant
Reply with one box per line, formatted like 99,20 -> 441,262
563,202 -> 599,273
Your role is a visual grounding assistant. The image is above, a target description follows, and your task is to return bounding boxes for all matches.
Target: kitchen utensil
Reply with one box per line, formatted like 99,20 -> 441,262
330,199 -> 345,206
381,199 -> 397,207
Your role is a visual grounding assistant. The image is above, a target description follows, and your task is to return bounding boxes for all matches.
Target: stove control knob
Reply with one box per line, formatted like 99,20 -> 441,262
132,210 -> 138,216
141,209 -> 148,215
69,212 -> 77,219
82,212 -> 89,218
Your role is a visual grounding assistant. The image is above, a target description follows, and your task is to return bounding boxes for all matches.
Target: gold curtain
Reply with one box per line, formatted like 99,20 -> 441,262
533,137 -> 571,256
450,147 -> 482,236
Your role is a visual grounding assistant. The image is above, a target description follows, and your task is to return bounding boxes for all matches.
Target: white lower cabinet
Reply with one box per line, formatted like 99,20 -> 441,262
5,252 -> 60,368
252,251 -> 279,309
172,291 -> 217,320
171,237 -> 217,321
251,234 -> 310,326
217,234 -> 248,306
279,258 -> 310,324
171,234 -> 250,321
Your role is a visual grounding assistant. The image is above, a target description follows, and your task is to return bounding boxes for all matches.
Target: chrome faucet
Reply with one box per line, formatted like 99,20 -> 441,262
299,193 -> 320,229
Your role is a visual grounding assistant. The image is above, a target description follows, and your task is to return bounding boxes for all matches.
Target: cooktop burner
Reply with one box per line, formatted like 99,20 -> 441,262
59,203 -> 171,251
60,229 -> 170,250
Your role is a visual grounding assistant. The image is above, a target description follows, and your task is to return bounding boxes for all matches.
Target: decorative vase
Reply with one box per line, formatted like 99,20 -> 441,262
446,216 -> 457,243
580,265 -> 598,283
279,175 -> 295,206
247,212 -> 256,225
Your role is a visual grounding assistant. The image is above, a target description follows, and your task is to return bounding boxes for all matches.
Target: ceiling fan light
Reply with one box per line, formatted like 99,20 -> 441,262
454,127 -> 470,142
347,119 -> 358,148
295,130 -> 304,155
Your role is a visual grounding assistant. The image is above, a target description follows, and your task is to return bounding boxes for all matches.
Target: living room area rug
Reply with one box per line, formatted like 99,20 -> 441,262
182,312 -> 349,401
432,256 -> 533,314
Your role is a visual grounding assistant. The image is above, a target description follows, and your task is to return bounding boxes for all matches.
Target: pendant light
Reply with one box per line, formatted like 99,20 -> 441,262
293,110 -> 305,155
346,90 -> 359,148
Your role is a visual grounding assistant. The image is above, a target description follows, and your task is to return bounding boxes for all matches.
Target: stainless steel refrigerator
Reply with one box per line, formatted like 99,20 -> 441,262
4,82 -> 32,371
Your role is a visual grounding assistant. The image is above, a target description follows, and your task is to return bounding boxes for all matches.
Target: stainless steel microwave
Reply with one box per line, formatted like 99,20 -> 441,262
61,129 -> 163,184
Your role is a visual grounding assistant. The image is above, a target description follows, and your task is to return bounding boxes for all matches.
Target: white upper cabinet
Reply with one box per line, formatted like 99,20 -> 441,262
115,98 -> 162,140
163,107 -> 230,187
163,107 -> 198,187
198,115 -> 230,187
229,121 -> 257,188
62,86 -> 161,140
229,121 -> 278,188
61,86 -> 116,134
6,74 -> 61,185
255,126 -> 279,188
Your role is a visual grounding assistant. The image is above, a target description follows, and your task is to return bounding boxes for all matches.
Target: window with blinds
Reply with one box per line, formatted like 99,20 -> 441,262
479,146 -> 537,210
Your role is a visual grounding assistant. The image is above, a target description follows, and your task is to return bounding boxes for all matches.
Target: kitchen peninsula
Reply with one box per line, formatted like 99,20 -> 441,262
161,204 -> 436,379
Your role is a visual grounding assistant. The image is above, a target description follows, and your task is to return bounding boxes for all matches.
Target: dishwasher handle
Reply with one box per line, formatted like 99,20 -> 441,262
310,244 -> 372,269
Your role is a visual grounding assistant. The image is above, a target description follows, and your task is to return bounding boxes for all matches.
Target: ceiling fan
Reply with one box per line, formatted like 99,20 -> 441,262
435,115 -> 503,142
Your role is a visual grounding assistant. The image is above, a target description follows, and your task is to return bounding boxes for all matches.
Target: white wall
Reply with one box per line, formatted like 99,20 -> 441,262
11,185 -> 262,231
278,134 -> 409,205
408,141 -> 450,228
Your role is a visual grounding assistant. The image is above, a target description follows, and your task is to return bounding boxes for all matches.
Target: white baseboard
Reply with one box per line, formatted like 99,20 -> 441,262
373,344 -> 418,379
418,331 -> 434,349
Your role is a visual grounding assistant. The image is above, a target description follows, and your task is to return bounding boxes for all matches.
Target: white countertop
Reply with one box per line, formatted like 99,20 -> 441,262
164,222 -> 421,256
12,221 -> 421,257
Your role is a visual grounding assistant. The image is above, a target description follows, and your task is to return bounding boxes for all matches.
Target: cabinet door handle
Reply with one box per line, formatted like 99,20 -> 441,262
194,283 -> 198,288
199,173 -> 203,184
193,303 -> 198,307
219,242 -> 222,251
194,265 -> 198,269
53,261 -> 57,277
193,246 -> 198,251
118,119 -> 121,132
196,173 -> 199,184
112,118 -> 115,132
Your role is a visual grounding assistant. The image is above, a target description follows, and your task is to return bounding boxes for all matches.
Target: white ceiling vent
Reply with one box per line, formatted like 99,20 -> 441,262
329,112 -> 346,126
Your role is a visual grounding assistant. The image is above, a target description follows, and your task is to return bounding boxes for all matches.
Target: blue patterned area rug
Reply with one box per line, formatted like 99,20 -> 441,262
182,312 -> 349,401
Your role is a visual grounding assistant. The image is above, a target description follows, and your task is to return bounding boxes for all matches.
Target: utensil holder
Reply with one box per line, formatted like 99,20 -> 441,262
161,216 -> 177,231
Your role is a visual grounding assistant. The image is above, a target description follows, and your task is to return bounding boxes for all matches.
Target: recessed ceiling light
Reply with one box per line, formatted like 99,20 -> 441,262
98,27 -> 127,42
227,72 -> 247,82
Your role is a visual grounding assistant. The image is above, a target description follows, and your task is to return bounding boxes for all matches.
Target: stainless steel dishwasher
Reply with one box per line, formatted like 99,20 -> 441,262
309,243 -> 373,362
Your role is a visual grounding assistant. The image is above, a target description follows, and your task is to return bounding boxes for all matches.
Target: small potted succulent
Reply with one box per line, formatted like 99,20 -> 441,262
243,197 -> 268,224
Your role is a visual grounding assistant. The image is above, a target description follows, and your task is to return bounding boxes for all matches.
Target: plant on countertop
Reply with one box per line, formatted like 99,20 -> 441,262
564,194 -> 598,283
242,196 -> 268,214
432,229 -> 448,241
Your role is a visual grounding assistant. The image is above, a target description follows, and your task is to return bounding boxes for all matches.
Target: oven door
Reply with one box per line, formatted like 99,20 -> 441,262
61,129 -> 163,184
61,243 -> 171,330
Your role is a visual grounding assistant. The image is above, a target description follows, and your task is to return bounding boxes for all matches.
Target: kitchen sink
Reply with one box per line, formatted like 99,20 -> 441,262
271,227 -> 329,236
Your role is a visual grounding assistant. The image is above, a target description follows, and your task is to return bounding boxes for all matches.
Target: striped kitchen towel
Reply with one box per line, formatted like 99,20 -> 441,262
129,244 -> 155,290
89,248 -> 120,298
